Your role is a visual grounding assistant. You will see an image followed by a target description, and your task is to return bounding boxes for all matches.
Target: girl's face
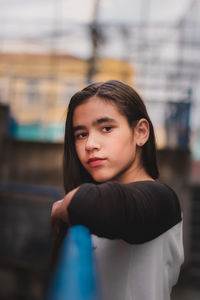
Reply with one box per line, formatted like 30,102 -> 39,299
73,97 -> 148,184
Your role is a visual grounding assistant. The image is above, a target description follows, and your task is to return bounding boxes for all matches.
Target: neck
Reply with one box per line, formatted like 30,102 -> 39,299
115,163 -> 154,184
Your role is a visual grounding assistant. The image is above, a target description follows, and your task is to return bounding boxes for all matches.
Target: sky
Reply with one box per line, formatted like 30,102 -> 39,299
0,0 -> 190,23
0,0 -> 191,24
0,0 -> 192,57
1,0 -> 200,140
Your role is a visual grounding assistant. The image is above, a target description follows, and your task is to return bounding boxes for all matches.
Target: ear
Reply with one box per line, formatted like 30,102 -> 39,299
134,118 -> 150,147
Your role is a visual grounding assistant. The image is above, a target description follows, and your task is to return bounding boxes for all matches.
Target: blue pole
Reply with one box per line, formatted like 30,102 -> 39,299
47,225 -> 101,300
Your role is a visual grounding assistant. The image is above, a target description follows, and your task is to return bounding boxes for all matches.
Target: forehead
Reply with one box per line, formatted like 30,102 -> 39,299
73,97 -> 123,125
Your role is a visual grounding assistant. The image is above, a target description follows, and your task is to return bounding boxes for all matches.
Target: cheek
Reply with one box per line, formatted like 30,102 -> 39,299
110,134 -> 133,151
75,143 -> 81,159
112,137 -> 136,160
75,143 -> 85,162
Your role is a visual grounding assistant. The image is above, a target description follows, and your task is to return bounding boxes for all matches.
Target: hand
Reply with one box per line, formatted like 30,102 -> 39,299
51,199 -> 68,234
50,187 -> 79,233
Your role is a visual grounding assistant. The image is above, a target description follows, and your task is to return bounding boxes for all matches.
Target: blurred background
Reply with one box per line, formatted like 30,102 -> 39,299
0,0 -> 200,299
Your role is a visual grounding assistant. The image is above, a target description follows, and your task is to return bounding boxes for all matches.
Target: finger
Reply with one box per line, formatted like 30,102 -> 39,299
51,218 -> 61,234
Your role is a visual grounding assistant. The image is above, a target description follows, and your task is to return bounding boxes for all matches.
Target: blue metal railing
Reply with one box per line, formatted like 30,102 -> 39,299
47,225 -> 101,300
0,182 -> 62,202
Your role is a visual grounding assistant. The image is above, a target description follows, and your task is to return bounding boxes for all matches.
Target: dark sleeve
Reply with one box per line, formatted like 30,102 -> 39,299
67,181 -> 182,244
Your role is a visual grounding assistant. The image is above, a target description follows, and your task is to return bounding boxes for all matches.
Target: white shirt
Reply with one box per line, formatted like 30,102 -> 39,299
92,222 -> 184,300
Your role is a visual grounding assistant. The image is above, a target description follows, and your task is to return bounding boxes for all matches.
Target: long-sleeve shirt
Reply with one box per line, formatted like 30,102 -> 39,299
68,180 -> 184,300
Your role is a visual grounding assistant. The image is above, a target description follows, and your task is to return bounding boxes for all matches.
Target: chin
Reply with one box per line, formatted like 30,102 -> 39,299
90,172 -> 114,183
91,176 -> 107,183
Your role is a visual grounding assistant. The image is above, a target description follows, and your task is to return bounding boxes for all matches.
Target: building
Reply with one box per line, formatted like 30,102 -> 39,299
0,53 -> 133,141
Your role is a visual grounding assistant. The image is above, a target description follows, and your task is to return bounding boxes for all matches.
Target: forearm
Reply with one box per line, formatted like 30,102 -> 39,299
67,181 -> 182,244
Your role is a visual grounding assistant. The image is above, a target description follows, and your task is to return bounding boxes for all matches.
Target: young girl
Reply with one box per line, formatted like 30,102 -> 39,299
51,80 -> 184,300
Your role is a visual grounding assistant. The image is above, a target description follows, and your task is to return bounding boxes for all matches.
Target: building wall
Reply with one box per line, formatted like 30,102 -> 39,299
0,53 -> 133,130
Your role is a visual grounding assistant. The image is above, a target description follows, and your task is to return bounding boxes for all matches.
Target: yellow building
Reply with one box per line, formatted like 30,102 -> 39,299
0,53 -> 133,140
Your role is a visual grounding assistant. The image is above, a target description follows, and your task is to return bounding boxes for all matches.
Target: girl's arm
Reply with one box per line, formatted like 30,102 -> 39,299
51,181 -> 182,244
51,187 -> 79,233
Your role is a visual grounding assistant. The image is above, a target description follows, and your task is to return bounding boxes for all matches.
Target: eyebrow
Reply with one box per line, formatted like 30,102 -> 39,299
73,117 -> 117,132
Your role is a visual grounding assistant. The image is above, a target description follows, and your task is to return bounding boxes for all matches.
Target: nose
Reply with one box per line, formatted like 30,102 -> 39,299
85,133 -> 100,151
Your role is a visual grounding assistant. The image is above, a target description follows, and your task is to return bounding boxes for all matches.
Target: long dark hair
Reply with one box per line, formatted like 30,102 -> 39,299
63,80 -> 159,193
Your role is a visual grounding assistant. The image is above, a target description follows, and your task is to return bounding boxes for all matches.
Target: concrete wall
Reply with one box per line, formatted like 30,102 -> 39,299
158,149 -> 191,263
0,138 -> 64,188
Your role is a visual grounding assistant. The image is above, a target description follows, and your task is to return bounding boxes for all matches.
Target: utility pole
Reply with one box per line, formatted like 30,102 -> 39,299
87,0 -> 101,83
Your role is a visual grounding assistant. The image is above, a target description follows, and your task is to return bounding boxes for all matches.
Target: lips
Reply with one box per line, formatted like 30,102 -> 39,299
87,157 -> 106,166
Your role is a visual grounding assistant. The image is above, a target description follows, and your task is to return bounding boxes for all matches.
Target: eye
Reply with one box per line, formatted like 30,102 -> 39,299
102,126 -> 112,132
75,132 -> 88,140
